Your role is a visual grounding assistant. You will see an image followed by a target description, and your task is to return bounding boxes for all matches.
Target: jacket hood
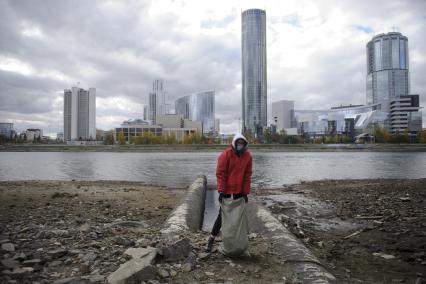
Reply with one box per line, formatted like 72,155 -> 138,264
231,133 -> 248,149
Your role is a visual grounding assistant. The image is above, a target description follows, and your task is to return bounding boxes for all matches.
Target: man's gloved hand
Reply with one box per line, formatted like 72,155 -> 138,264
218,192 -> 224,203
244,195 -> 248,203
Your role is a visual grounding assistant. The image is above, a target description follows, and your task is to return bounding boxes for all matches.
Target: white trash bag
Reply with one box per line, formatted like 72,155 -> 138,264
219,197 -> 249,257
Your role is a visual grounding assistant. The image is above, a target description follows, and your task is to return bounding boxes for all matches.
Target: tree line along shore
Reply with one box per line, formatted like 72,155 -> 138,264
2,143 -> 426,152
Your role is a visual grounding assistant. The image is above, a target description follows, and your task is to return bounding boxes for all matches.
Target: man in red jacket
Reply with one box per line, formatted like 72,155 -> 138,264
205,133 -> 252,252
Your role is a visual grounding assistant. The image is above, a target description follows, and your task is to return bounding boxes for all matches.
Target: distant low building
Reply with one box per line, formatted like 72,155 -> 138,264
26,128 -> 43,142
115,115 -> 201,143
56,132 -> 64,142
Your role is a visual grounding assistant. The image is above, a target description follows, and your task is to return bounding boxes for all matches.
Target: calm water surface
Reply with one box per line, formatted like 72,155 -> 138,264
1,152 -> 425,188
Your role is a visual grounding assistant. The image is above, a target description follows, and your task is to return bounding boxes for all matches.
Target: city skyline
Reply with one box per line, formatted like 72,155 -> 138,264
0,0 -> 425,136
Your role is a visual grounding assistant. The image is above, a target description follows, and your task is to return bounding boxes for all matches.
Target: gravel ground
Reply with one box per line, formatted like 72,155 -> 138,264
258,179 -> 426,284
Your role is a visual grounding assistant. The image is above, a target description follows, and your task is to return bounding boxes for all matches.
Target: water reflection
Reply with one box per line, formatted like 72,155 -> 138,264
0,152 -> 425,188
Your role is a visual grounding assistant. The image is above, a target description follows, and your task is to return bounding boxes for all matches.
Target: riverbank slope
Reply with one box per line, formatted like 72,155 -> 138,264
258,179 -> 426,283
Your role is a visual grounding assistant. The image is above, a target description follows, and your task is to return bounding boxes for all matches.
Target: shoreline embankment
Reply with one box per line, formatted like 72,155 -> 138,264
2,143 -> 426,152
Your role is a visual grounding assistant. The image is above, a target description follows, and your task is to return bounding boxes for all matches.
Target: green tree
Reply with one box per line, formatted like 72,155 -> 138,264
389,130 -> 409,144
374,127 -> 390,143
117,131 -> 126,145
263,128 -> 272,144
243,131 -> 255,144
183,132 -> 202,144
164,135 -> 178,145
419,131 -> 426,144
104,132 -> 114,145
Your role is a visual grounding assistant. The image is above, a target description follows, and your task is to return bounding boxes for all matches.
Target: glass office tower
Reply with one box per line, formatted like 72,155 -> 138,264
175,91 -> 215,134
366,32 -> 409,110
242,9 -> 267,136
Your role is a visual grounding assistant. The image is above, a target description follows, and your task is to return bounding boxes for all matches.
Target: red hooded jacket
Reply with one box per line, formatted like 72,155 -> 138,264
216,134 -> 252,195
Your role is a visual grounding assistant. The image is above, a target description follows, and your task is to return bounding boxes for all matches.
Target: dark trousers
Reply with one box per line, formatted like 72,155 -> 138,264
211,208 -> 222,236
210,194 -> 245,237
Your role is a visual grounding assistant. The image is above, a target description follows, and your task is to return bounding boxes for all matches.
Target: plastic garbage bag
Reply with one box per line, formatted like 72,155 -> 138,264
219,197 -> 249,257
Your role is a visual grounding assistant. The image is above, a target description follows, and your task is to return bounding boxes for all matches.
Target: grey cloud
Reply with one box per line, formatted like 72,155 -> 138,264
0,0 -> 425,134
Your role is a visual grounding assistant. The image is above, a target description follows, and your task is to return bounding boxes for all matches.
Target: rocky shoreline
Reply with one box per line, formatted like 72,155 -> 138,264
0,181 -> 184,284
257,179 -> 426,283
0,181 -> 291,284
1,179 -> 425,283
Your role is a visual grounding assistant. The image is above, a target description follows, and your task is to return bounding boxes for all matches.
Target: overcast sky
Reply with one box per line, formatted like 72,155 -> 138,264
0,0 -> 425,135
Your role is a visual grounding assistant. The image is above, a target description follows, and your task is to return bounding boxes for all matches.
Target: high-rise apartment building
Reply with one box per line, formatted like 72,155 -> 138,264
64,87 -> 96,141
242,8 -> 267,136
366,32 -> 409,110
175,90 -> 215,135
148,79 -> 169,124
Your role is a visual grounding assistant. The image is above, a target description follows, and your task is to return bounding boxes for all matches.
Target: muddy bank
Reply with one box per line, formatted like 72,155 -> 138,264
258,179 -> 426,283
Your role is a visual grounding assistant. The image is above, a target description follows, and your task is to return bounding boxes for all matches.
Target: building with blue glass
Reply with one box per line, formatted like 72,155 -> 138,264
366,32 -> 409,110
242,9 -> 267,136
175,91 -> 215,135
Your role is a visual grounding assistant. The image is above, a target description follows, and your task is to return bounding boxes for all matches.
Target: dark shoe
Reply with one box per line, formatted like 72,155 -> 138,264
205,236 -> 214,252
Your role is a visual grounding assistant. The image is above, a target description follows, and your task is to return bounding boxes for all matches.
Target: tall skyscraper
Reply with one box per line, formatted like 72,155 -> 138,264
242,8 -> 267,136
64,87 -> 96,141
175,91 -> 215,134
366,32 -> 409,110
148,79 -> 169,124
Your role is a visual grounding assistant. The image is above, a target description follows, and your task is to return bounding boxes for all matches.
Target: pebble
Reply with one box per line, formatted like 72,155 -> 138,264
12,267 -> 34,275
47,249 -> 68,259
52,277 -> 81,284
81,252 -> 97,263
158,268 -> 170,278
22,259 -> 42,266
1,243 -> 15,252
182,262 -> 192,272
1,259 -> 20,269
198,252 -> 210,260
89,274 -> 104,283
48,260 -> 63,267
12,252 -> 26,261
80,263 -> 91,274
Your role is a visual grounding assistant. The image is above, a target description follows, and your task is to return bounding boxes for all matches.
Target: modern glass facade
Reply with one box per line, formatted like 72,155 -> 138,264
242,9 -> 267,136
175,91 -> 215,134
294,105 -> 389,136
366,32 -> 409,109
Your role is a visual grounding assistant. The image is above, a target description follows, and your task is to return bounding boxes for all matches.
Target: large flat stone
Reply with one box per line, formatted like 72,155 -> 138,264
1,243 -> 15,252
107,247 -> 157,284
160,238 -> 191,262
124,247 -> 156,259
